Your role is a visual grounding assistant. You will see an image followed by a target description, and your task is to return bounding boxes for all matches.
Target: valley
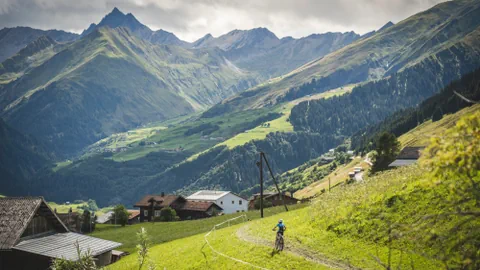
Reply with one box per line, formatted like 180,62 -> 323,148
0,1 -> 479,269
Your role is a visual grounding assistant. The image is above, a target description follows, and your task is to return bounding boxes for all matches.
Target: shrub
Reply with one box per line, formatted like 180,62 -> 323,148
254,198 -> 273,210
159,207 -> 177,222
113,204 -> 129,226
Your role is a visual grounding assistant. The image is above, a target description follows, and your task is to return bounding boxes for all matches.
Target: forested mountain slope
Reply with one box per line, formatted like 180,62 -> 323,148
351,68 -> 480,152
205,0 -> 480,115
0,119 -> 52,196
33,131 -> 340,206
0,27 -> 257,157
0,26 -> 78,63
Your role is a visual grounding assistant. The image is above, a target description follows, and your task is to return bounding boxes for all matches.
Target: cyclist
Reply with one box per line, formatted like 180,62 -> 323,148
272,219 -> 286,235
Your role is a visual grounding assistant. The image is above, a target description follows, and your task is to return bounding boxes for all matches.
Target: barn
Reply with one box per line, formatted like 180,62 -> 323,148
0,197 -> 121,270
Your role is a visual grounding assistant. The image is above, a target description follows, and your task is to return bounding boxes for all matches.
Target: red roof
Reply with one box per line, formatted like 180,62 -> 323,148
134,195 -> 183,207
127,210 -> 140,219
179,201 -> 222,212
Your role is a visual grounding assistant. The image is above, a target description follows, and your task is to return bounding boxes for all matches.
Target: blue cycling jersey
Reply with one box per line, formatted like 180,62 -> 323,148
276,223 -> 286,232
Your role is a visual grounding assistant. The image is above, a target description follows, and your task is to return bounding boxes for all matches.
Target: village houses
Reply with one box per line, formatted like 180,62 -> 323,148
187,190 -> 248,214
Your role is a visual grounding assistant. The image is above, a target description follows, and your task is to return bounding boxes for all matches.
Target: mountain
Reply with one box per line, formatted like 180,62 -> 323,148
0,27 -> 257,157
81,7 -> 190,47
193,28 -> 360,78
0,35 -> 68,84
233,31 -> 360,78
0,26 -> 78,62
0,118 -> 52,196
193,27 -> 281,52
359,21 -> 394,40
80,8 -> 360,80
204,0 -> 480,115
350,67 -> 480,152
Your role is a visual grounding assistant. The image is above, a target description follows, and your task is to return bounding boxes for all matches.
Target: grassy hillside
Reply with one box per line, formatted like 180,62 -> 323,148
91,204 -> 306,254
0,26 -> 78,62
109,216 -> 322,270
0,27 -> 258,157
398,104 -> 480,147
0,36 -> 68,84
295,157 -> 370,199
205,0 -> 480,115
106,110 -> 477,269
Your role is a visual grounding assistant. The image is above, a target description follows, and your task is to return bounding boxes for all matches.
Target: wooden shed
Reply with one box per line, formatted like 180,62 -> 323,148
0,197 -> 121,270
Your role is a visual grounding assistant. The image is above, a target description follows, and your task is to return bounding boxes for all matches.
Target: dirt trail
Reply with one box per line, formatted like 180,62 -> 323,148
236,224 -> 360,270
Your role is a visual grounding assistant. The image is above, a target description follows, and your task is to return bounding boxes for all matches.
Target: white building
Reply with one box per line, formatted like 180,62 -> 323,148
187,190 -> 248,214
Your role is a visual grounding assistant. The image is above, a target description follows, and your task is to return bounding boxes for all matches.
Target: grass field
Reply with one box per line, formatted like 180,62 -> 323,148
47,202 -> 89,213
398,104 -> 480,147
101,107 -> 278,162
247,171 -> 442,269
196,87 -> 353,154
107,217 -> 323,270
295,157 -> 370,199
91,204 -> 307,254
105,165 -> 442,269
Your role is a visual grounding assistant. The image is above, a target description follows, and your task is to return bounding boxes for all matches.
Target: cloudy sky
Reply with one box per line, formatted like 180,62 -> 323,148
0,0 -> 446,42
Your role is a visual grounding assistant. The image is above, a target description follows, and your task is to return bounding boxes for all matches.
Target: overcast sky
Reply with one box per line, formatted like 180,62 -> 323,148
0,0 -> 446,42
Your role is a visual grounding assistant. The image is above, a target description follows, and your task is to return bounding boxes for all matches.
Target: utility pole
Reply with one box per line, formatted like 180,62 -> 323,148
257,151 -> 289,218
262,152 -> 288,212
259,152 -> 264,218
329,177 -> 331,191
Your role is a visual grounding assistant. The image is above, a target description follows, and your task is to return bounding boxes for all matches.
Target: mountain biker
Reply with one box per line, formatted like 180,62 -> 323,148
272,219 -> 286,236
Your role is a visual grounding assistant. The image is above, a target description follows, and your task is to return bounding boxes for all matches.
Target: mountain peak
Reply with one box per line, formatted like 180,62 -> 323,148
378,21 -> 394,32
110,7 -> 124,15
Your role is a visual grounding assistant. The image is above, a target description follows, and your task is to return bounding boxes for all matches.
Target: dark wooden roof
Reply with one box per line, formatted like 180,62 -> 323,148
0,197 -> 68,250
250,192 -> 298,202
134,195 -> 184,207
396,147 -> 425,159
179,201 -> 222,212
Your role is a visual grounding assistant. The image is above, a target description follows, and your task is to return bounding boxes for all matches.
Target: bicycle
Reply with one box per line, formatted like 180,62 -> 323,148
274,232 -> 284,251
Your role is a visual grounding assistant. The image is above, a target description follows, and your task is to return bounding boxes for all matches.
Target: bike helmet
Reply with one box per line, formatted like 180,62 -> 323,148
279,219 -> 283,223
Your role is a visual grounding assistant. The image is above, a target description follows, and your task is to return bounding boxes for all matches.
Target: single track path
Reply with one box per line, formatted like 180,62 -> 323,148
236,224 -> 360,270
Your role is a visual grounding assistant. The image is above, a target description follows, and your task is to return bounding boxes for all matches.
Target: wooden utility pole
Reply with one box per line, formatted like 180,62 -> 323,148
257,152 -> 289,218
329,177 -> 331,191
259,153 -> 264,218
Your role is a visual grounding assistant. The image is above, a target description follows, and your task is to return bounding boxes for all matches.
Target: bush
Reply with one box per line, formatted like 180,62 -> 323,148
159,207 -> 177,222
253,198 -> 273,210
113,204 -> 129,226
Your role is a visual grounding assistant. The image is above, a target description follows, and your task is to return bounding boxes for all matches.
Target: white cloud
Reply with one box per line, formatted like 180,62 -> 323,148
0,0 -> 446,41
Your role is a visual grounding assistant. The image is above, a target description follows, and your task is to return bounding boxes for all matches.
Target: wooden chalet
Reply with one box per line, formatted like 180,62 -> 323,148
0,197 -> 121,270
389,146 -> 425,167
248,192 -> 299,210
56,211 -> 81,232
134,194 -> 222,221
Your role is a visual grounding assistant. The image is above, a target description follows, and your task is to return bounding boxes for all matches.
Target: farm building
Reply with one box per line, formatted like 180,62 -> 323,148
187,190 -> 248,214
0,197 -> 121,270
134,194 -> 223,221
248,192 -> 299,210
56,211 -> 81,232
96,210 -> 140,225
389,146 -> 425,167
